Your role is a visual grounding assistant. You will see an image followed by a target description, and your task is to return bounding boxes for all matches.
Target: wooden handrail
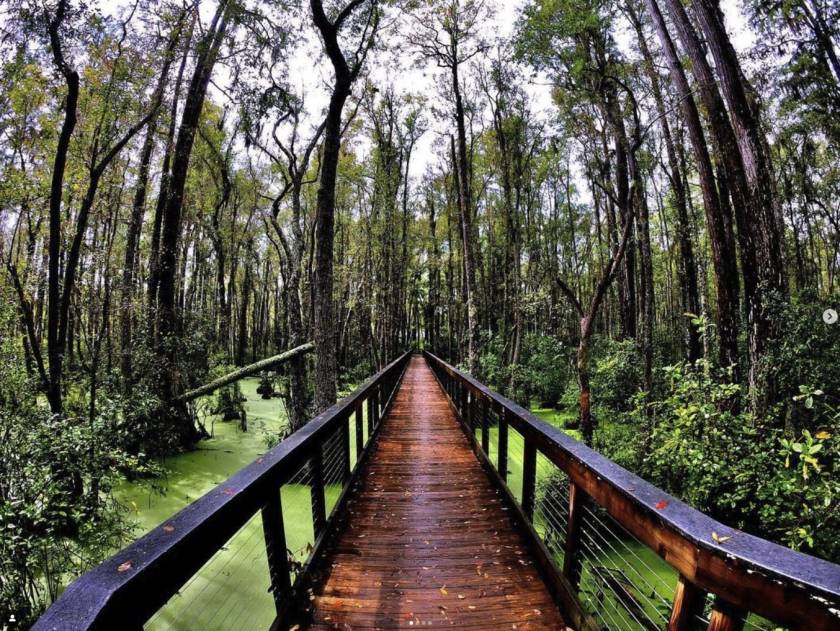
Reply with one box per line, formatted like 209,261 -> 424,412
423,351 -> 840,631
33,351 -> 412,631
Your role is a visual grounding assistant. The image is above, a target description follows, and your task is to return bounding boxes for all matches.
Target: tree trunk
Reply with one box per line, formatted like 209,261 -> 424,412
690,0 -> 787,406
155,0 -> 230,445
631,4 -> 701,362
45,0 -> 80,414
120,120 -> 157,388
647,0 -> 741,372
452,61 -> 479,374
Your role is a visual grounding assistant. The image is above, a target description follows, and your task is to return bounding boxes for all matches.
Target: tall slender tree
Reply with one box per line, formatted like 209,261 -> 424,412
310,0 -> 379,412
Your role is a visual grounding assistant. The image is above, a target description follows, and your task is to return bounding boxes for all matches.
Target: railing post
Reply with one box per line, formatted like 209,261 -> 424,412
341,413 -> 351,481
454,379 -> 460,412
498,408 -> 508,482
310,447 -> 327,539
372,385 -> 380,427
522,438 -> 537,520
355,403 -> 364,459
261,492 -> 292,616
669,575 -> 707,631
465,390 -> 472,433
563,481 -> 584,590
481,398 -> 490,454
707,597 -> 746,631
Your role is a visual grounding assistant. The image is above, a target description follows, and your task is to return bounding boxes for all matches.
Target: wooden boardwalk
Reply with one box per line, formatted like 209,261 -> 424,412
308,356 -> 566,629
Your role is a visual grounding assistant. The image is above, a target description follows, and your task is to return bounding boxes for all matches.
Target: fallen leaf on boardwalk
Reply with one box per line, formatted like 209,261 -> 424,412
655,500 -> 669,510
439,585 -> 448,595
712,531 -> 732,544
468,605 -> 477,610
117,561 -> 132,573
457,594 -> 465,600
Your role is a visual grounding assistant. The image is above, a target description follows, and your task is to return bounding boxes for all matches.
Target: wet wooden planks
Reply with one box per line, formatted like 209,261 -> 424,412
307,355 -> 566,630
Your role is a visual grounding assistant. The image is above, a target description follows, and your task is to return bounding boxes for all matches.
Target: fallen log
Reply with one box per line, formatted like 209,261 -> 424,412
176,342 -> 314,404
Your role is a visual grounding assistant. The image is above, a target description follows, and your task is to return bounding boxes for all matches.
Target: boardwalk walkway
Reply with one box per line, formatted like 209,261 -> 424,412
308,356 -> 566,629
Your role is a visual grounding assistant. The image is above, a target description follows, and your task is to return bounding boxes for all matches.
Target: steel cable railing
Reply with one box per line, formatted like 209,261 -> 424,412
423,350 -> 840,631
33,351 -> 412,631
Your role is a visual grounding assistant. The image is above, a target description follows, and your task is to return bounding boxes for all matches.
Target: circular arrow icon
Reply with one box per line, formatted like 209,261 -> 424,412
824,309 -> 838,324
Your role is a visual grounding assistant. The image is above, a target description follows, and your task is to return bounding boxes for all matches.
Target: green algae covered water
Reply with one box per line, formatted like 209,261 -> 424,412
115,378 -> 289,630
115,378 -> 287,534
115,378 -> 349,630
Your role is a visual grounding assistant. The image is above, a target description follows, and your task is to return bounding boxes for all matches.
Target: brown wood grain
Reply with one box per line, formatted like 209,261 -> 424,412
307,356 -> 566,630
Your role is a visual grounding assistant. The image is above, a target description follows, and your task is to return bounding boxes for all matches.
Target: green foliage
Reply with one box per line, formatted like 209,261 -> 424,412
592,413 -> 641,472
761,297 -> 840,430
614,360 -> 840,563
519,334 -> 570,407
477,334 -> 510,391
479,334 -> 570,407
590,337 -> 643,413
0,304 -> 150,625
340,360 -> 374,393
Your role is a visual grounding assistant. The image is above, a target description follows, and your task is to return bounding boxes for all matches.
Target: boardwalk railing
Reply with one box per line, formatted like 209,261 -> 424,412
424,351 -> 840,631
34,351 -> 411,631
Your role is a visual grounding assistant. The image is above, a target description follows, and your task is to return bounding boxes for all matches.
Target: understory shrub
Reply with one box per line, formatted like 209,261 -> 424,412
622,360 -> 840,563
0,317 -> 151,625
590,336 -> 643,412
479,334 -> 571,407
519,334 -> 570,408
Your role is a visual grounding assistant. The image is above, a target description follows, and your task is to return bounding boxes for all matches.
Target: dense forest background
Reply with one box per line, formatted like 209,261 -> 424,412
1,0 -> 839,624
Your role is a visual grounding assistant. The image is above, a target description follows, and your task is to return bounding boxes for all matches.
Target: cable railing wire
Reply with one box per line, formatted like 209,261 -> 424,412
145,511 -> 271,631
577,522 -> 671,627
580,503 -> 675,610
577,535 -> 666,631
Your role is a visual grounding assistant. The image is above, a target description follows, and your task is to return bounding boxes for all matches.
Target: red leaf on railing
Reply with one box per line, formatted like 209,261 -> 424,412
655,500 -> 669,510
163,525 -> 175,533
117,561 -> 133,573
